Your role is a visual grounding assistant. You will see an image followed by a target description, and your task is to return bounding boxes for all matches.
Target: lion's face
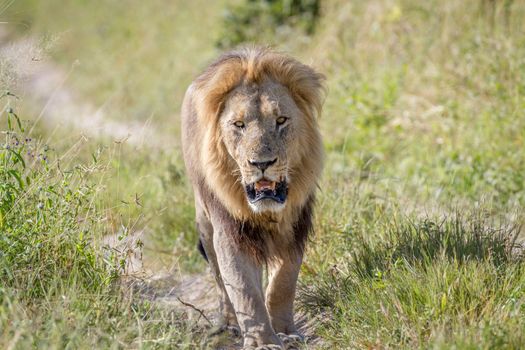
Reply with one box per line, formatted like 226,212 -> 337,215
219,80 -> 302,213
191,48 -> 324,219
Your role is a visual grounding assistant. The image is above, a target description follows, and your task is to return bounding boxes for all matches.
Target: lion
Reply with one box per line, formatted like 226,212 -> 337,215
181,47 -> 324,349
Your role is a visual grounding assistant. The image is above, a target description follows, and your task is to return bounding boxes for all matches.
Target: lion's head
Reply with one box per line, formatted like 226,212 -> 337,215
192,48 -> 324,219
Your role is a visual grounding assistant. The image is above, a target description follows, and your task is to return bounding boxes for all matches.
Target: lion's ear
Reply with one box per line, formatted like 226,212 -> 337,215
286,64 -> 325,120
192,48 -> 326,123
193,56 -> 244,125
261,52 -> 326,120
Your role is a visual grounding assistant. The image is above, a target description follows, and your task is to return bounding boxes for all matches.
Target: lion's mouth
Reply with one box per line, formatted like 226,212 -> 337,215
245,179 -> 288,204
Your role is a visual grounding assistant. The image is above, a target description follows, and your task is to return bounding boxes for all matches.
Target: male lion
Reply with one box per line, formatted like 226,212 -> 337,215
181,47 -> 324,349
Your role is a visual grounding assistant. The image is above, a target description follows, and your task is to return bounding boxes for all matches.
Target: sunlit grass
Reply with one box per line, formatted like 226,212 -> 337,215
5,0 -> 232,127
300,212 -> 524,348
1,0 -> 525,348
0,99 -> 207,348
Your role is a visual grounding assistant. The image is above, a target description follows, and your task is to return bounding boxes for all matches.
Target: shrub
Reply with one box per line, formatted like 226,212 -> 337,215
216,0 -> 321,48
0,97 -> 203,349
0,100 -> 121,300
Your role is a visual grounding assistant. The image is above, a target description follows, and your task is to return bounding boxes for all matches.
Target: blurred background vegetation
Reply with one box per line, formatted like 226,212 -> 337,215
1,0 -> 525,348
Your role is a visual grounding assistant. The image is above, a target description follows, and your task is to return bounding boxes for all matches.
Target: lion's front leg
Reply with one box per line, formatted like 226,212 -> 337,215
195,205 -> 238,333
213,229 -> 282,348
265,255 -> 302,337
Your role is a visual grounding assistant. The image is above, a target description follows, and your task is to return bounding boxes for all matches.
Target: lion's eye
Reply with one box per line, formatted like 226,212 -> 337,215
276,116 -> 288,126
233,120 -> 245,128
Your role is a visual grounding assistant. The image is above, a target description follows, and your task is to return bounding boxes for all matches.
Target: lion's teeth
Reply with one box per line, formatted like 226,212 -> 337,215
255,180 -> 276,192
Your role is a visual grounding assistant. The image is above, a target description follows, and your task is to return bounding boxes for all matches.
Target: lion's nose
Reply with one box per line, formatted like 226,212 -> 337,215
249,158 -> 277,172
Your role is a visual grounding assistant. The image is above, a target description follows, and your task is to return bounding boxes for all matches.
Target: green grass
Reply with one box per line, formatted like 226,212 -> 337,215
100,145 -> 201,273
300,211 -> 524,348
297,2 -> 525,347
5,0 -> 231,126
0,100 -> 202,349
2,0 -> 525,348
313,0 -> 525,210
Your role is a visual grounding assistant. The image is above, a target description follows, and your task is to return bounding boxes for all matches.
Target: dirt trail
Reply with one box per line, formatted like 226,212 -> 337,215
0,35 -> 169,148
1,34 -> 322,349
106,227 -> 324,349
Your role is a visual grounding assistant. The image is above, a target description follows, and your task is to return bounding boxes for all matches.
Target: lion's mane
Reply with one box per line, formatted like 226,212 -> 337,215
182,47 -> 325,261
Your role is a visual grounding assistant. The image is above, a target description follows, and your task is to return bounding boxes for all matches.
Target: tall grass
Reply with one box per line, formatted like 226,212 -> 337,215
313,0 -> 525,210
2,0 -> 525,348
300,213 -> 525,348
0,95 -> 202,348
297,2 -> 525,347
0,107 -> 116,297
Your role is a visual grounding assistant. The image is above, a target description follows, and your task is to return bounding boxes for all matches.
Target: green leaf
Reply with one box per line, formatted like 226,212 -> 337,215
440,292 -> 447,312
7,170 -> 24,190
8,149 -> 25,169
10,111 -> 24,132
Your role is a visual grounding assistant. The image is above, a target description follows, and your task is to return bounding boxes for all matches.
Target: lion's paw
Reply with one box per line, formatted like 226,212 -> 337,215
253,345 -> 283,350
277,333 -> 306,349
225,324 -> 242,337
208,323 -> 241,338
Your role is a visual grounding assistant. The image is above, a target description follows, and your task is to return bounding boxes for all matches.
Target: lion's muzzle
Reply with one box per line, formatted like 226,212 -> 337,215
248,158 -> 277,171
245,179 -> 288,204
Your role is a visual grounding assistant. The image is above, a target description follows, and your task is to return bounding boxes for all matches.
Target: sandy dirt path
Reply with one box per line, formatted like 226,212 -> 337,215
0,35 -> 169,148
